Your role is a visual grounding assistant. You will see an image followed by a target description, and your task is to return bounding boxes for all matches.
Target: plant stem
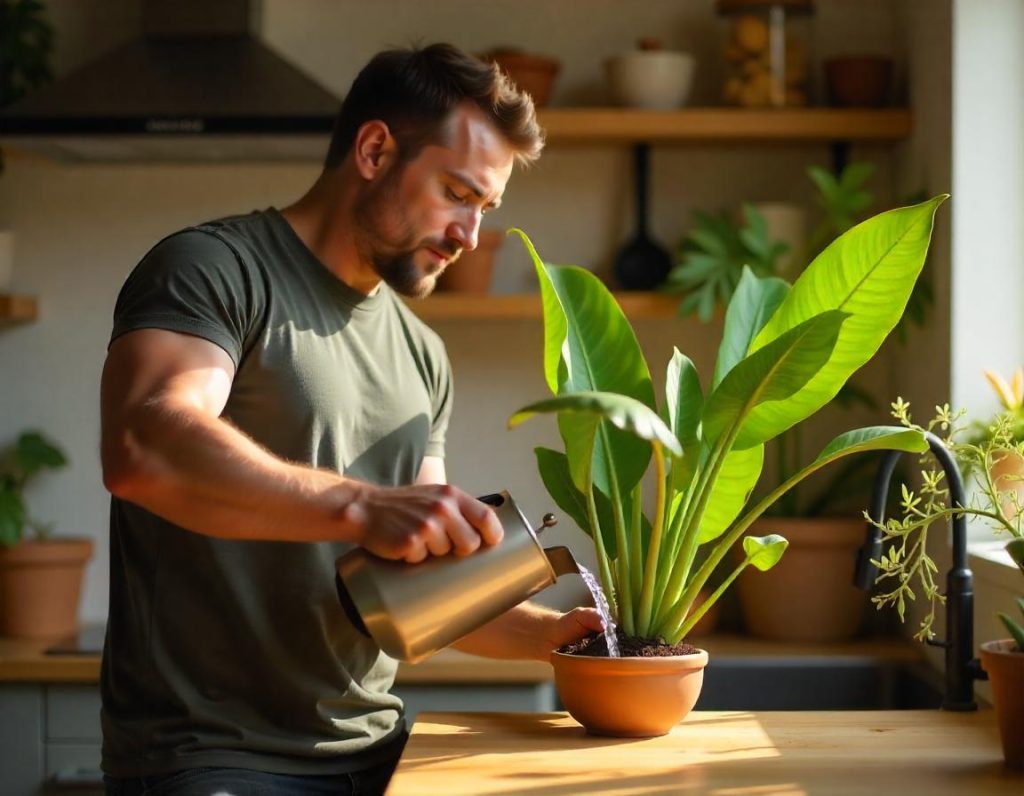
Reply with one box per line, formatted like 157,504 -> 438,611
672,557 -> 749,641
586,483 -> 618,621
635,444 -> 667,636
607,462 -> 634,634
629,482 -> 643,600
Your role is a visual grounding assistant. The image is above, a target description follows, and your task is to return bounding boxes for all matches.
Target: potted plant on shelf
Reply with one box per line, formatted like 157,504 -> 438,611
505,192 -> 945,737
0,430 -> 93,639
873,392 -> 1024,769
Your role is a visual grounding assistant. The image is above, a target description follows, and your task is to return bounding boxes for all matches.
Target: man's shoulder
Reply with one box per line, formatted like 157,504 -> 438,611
382,288 -> 449,361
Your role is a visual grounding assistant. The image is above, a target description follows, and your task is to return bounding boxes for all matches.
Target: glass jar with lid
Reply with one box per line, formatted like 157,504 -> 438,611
716,0 -> 814,107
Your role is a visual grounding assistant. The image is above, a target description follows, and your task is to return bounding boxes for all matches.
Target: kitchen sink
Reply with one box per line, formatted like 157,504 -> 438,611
695,656 -> 944,710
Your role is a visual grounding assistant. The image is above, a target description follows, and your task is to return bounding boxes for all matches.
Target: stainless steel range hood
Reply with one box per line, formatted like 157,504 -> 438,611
0,0 -> 340,162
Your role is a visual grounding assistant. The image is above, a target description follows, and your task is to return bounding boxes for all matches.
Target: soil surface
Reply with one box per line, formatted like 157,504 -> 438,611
558,628 -> 699,657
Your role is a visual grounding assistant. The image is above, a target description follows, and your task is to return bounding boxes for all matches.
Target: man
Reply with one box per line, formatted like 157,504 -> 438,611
99,43 -> 601,795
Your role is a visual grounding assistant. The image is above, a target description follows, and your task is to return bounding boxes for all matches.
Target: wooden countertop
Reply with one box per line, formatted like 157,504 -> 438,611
388,710 -> 1021,795
0,632 -> 927,684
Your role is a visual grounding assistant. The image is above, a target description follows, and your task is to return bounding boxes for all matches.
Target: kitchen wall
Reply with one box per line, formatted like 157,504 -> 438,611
0,0 -> 949,622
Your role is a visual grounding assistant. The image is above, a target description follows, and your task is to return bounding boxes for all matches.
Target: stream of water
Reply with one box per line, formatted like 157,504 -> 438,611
577,564 -> 620,657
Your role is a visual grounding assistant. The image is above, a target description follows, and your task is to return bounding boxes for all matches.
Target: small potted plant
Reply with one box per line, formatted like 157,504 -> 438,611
872,396 -> 1024,769
0,430 -> 92,639
505,192 -> 945,737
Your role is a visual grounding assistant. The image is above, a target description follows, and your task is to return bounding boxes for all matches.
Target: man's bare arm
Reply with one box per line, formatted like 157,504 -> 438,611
100,329 -> 501,559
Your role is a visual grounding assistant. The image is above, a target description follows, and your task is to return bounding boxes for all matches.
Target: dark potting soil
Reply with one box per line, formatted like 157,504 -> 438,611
558,627 -> 698,658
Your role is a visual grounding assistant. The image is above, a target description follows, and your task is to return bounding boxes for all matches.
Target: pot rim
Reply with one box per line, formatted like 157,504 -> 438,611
980,638 -> 1023,655
550,648 -> 709,670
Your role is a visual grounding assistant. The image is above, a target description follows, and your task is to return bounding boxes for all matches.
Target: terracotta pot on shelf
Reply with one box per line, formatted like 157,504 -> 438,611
989,449 -> 1024,519
0,538 -> 93,639
824,56 -> 894,107
736,517 -> 868,642
482,49 -> 560,107
434,230 -> 504,294
551,648 -> 708,737
979,639 -> 1024,770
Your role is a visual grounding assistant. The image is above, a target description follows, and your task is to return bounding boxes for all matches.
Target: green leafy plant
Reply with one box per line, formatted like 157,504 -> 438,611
0,0 -> 55,175
506,194 -> 945,644
664,204 -> 789,322
871,398 -> 1024,649
0,430 -> 67,547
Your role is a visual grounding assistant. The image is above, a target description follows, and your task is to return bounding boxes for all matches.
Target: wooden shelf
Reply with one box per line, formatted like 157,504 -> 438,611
537,107 -> 912,144
408,291 -> 681,321
0,294 -> 37,328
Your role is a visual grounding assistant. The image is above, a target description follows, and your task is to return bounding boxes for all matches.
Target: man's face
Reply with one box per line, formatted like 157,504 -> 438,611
354,103 -> 516,298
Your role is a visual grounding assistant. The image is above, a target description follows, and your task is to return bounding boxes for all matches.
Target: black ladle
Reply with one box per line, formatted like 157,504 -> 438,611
613,143 -> 674,290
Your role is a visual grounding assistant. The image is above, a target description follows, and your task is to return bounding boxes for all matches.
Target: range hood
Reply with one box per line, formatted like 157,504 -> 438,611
0,0 -> 341,162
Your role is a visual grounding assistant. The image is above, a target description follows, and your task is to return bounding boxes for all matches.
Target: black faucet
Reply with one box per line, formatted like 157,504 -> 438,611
854,431 -> 986,711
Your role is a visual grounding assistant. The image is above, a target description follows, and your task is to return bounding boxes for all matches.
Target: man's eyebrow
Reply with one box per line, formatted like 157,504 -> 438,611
447,171 -> 502,208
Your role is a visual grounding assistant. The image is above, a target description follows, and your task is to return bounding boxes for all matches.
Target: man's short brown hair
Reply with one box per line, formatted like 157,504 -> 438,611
324,43 -> 544,169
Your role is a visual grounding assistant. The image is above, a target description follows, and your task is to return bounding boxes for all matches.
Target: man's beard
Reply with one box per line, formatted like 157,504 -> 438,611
354,170 -> 460,299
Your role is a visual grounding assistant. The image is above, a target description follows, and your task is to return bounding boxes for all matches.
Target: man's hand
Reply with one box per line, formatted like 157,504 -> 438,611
343,483 -> 503,563
452,602 -> 605,661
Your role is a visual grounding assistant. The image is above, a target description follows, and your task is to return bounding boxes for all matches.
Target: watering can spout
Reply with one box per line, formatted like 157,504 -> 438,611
545,545 -> 579,577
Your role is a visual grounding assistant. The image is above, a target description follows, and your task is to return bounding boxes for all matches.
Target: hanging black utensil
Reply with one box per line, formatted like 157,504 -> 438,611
613,143 -> 674,290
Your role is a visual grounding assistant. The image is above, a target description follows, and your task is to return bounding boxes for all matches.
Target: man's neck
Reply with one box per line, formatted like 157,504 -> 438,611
279,172 -> 382,296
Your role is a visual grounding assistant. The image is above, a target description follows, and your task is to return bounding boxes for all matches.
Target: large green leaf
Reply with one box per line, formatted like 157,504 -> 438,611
697,443 -> 765,544
702,310 -> 848,449
744,196 -> 946,442
510,392 -> 681,457
511,229 -> 655,496
812,426 -> 928,464
535,447 -> 618,557
665,349 -> 703,493
714,267 -> 790,389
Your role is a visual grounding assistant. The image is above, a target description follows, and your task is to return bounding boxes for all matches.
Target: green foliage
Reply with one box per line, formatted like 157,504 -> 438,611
665,204 -> 788,322
506,193 -> 943,644
873,399 -> 1024,648
0,430 -> 67,546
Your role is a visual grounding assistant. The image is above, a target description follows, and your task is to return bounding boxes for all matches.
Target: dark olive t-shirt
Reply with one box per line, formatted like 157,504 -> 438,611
101,209 -> 452,776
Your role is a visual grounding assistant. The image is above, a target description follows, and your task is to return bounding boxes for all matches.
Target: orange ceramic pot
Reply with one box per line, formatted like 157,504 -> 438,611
435,229 -> 503,294
989,450 -> 1024,520
551,648 -> 708,737
0,538 -> 93,639
980,639 -> 1024,770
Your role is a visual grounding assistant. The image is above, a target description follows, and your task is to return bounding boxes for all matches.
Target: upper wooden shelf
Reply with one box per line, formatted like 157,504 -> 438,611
0,294 -> 38,328
536,107 -> 912,144
408,291 -> 681,321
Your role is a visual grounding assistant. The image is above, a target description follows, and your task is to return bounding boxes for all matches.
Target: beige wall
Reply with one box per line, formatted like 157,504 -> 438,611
0,0 -> 935,621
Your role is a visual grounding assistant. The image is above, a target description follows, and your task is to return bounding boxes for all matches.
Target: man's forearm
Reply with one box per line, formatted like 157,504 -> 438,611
105,399 -> 365,542
451,601 -> 562,662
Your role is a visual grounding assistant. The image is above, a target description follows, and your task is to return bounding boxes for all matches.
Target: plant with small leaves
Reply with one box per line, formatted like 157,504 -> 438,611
869,398 -> 1024,645
0,430 -> 67,547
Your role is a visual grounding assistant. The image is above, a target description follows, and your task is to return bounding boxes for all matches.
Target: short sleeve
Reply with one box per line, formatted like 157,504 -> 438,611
110,229 -> 263,367
425,345 -> 453,459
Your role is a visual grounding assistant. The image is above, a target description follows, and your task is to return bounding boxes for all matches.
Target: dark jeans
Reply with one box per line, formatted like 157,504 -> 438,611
103,746 -> 404,796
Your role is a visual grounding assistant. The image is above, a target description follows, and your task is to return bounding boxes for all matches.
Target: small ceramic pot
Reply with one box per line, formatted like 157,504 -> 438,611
551,648 -> 708,737
435,229 -> 504,294
606,50 -> 696,109
0,538 -> 94,639
824,56 -> 894,107
979,639 -> 1024,769
485,50 -> 560,107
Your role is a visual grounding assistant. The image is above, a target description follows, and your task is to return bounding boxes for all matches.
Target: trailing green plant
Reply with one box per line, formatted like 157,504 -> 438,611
506,194 -> 945,644
869,398 -> 1024,649
0,430 -> 67,547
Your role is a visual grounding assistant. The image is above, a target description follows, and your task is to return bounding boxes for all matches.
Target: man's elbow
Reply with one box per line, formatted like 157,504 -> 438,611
101,429 -> 157,502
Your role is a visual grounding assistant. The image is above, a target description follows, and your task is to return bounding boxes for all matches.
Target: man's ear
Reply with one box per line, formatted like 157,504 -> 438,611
353,120 -> 398,180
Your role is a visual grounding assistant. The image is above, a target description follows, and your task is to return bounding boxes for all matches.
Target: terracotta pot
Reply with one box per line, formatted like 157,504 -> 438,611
980,639 -> 1024,770
435,229 -> 503,294
483,50 -> 560,107
0,538 -> 93,639
737,517 -> 867,641
551,648 -> 708,737
824,56 -> 894,107
989,450 -> 1024,520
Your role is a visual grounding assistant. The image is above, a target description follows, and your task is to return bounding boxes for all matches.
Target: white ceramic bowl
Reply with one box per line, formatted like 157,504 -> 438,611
606,51 -> 696,109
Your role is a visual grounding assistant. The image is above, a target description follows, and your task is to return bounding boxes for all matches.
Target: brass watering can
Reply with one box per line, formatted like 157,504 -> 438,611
335,491 -> 578,663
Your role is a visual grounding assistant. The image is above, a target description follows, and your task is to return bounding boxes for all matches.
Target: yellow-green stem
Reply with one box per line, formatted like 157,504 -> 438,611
607,463 -> 634,635
586,483 -> 618,620
635,444 -> 668,636
629,482 -> 643,600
